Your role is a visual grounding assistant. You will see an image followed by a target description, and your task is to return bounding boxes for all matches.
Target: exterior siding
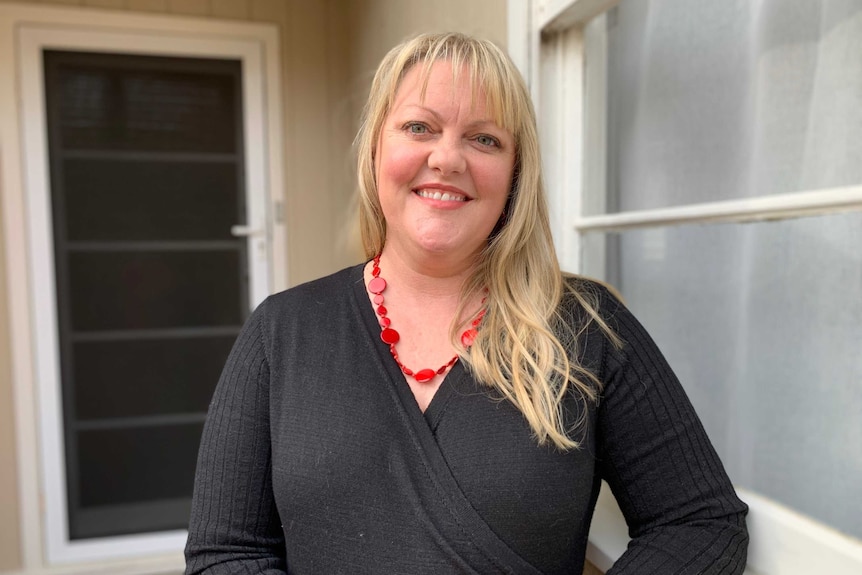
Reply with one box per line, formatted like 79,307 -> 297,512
0,233 -> 20,572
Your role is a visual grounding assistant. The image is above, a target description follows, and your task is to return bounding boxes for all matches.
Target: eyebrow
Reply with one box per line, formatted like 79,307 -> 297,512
400,104 -> 503,131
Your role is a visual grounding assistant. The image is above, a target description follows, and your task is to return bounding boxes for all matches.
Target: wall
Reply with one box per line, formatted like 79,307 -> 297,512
0,191 -> 20,571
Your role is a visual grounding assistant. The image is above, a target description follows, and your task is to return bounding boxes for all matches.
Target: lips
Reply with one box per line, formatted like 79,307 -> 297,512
416,189 -> 466,202
413,184 -> 470,203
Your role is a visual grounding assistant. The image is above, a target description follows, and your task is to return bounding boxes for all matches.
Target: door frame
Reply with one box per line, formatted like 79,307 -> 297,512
1,3 -> 286,569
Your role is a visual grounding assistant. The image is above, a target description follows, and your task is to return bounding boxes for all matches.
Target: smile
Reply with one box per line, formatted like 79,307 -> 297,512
415,189 -> 467,202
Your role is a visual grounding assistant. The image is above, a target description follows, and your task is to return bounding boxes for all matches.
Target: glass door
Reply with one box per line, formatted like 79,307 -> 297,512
43,50 -> 251,539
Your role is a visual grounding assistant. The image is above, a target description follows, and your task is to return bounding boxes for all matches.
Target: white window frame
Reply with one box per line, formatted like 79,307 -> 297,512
509,1 -> 862,573
1,4 -> 286,572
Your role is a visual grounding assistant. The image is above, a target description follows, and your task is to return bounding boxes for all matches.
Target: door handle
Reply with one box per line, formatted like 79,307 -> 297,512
230,224 -> 264,237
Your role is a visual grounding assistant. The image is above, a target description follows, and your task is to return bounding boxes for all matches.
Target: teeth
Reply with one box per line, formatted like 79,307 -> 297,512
417,190 -> 465,202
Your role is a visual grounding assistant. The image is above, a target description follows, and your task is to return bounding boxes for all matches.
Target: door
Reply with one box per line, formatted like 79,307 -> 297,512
42,50 -> 253,541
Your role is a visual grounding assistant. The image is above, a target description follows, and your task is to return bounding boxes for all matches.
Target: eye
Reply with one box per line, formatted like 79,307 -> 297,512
476,134 -> 500,148
405,122 -> 428,134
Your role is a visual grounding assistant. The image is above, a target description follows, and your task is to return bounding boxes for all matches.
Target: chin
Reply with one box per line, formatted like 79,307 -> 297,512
416,239 -> 460,255
408,226 -> 492,259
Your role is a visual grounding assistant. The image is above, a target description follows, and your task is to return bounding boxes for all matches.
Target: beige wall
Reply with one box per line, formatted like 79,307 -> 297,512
0,0 -> 507,572
346,0 -> 508,77
0,201 -> 21,572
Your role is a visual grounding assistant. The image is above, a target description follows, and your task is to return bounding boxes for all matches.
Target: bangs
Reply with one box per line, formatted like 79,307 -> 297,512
383,34 -> 524,139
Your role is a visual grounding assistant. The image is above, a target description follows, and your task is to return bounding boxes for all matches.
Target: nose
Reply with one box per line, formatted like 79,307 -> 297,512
427,134 -> 466,175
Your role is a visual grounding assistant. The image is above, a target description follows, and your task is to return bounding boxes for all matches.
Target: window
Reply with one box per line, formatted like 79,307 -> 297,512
512,0 -> 862,572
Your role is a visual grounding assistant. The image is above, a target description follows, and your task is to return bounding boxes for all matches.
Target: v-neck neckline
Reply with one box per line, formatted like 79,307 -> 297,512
350,262 -> 459,426
348,263 -> 547,575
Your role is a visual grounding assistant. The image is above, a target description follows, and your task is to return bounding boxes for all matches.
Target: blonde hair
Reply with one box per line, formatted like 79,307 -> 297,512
356,32 -> 619,450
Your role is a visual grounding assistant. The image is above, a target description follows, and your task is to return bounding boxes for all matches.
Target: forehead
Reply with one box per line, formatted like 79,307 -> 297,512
393,62 -> 477,108
390,59 -> 508,127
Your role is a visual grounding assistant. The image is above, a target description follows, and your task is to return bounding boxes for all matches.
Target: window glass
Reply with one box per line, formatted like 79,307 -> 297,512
584,211 -> 862,539
590,0 -> 862,214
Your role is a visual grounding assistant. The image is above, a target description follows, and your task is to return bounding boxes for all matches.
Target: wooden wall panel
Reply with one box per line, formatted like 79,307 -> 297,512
168,0 -> 208,16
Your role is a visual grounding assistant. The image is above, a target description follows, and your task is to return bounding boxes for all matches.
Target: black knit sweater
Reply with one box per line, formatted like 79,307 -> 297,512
185,264 -> 748,574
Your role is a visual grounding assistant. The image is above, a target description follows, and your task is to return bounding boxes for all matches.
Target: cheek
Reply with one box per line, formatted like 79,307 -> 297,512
377,140 -> 423,193
475,158 -> 515,208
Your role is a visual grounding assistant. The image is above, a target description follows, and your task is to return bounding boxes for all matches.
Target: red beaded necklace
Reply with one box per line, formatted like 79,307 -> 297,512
368,254 -> 485,383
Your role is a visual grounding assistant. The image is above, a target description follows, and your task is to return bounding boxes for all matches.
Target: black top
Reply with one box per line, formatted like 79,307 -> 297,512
185,264 -> 748,574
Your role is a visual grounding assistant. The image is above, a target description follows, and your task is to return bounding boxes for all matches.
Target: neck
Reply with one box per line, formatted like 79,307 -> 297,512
366,252 -> 486,385
376,244 -> 479,299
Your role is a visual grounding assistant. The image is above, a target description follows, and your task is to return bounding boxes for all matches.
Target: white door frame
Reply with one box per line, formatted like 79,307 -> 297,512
1,4 -> 286,570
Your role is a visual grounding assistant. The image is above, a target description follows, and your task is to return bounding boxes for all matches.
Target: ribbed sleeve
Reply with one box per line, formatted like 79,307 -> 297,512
596,292 -> 749,574
184,301 -> 287,575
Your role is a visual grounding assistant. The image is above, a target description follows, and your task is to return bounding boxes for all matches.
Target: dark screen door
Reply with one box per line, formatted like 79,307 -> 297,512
43,50 -> 249,539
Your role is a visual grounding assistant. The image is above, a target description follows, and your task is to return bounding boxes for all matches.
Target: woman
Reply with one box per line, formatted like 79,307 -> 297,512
185,33 -> 748,574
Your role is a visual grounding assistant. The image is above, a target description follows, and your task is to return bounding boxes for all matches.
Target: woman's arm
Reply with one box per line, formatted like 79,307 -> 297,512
595,293 -> 749,574
185,301 -> 287,574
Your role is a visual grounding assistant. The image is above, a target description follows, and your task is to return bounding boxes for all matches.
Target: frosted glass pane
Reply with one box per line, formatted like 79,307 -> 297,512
594,0 -> 862,213
589,211 -> 862,539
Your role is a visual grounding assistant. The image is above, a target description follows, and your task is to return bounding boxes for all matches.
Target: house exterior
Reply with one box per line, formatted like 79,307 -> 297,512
2,1 -> 861,574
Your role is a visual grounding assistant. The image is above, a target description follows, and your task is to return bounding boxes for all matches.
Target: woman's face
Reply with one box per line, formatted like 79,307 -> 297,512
375,60 -> 515,264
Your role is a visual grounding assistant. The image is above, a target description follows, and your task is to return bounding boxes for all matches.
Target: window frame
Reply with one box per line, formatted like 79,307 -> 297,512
510,1 -> 862,573
1,4 -> 286,571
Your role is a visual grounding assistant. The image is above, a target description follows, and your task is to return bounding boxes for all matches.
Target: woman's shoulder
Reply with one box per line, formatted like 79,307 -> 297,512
257,262 -> 365,320
560,273 -> 626,323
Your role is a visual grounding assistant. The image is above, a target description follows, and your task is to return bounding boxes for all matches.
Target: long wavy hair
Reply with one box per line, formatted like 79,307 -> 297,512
355,32 -> 618,449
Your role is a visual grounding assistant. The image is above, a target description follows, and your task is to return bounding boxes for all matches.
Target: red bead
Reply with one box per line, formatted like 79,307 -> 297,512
414,369 -> 436,383
370,254 -> 477,383
380,328 -> 400,344
461,328 -> 478,347
368,277 -> 387,294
